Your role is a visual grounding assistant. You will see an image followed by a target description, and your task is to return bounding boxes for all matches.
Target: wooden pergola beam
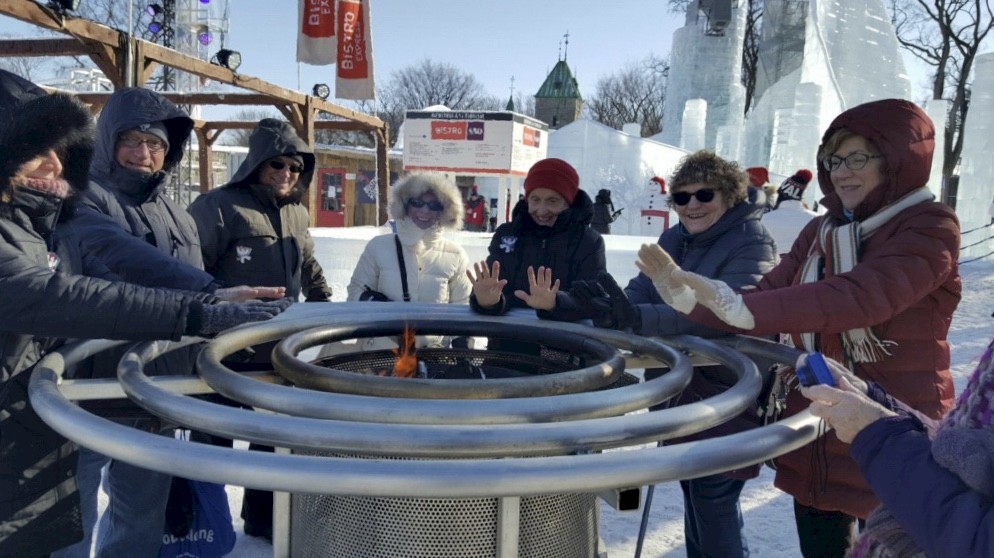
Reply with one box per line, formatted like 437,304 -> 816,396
0,37 -> 90,56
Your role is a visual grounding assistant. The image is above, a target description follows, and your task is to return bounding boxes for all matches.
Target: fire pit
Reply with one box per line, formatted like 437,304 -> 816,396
28,304 -> 825,558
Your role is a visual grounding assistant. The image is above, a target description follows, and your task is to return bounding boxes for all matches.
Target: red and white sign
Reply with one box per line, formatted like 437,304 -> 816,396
335,0 -> 375,100
403,111 -> 548,175
296,0 -> 336,66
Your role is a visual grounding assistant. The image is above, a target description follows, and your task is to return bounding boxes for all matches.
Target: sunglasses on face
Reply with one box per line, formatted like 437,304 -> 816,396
266,160 -> 304,173
408,198 -> 445,211
670,189 -> 716,206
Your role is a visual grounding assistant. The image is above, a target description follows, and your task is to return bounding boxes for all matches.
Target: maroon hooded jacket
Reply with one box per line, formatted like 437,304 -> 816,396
690,99 -> 961,518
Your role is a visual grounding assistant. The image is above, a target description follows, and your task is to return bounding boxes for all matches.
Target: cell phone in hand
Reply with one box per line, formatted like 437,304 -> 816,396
796,352 -> 836,387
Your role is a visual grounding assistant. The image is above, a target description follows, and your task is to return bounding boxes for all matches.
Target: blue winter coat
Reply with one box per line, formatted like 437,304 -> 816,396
628,187 -> 777,477
72,87 -> 214,291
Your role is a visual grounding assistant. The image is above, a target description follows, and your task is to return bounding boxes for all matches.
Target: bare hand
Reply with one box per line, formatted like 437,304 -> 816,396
215,285 -> 287,302
467,260 -> 507,308
514,266 -> 560,310
801,376 -> 896,443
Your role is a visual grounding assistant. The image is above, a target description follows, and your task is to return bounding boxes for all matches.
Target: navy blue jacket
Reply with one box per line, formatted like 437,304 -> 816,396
628,187 -> 777,475
72,87 -> 214,291
852,402 -> 994,557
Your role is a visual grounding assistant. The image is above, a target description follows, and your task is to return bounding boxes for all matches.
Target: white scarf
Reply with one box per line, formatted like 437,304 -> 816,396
798,187 -> 934,363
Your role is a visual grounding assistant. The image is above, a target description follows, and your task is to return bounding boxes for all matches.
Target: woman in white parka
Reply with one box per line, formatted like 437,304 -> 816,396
346,173 -> 471,350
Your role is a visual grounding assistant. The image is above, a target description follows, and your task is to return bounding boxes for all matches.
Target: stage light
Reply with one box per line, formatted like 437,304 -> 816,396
199,0 -> 210,3
212,48 -> 241,71
146,4 -> 162,16
48,0 -> 80,11
148,21 -> 162,33
312,83 -> 330,100
197,25 -> 212,46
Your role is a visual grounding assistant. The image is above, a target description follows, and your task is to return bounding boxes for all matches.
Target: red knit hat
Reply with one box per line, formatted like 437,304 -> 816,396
524,158 -> 579,204
777,169 -> 813,201
650,176 -> 667,194
746,167 -> 769,188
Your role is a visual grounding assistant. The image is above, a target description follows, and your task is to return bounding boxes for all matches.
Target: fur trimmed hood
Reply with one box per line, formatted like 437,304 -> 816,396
0,70 -> 94,214
389,173 -> 464,231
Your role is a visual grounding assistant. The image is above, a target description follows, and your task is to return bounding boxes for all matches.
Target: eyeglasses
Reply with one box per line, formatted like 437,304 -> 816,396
670,189 -> 716,206
408,198 -> 444,211
266,160 -> 304,173
822,153 -> 882,172
118,136 -> 166,153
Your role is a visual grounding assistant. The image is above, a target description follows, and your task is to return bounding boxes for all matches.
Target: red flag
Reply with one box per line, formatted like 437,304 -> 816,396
335,0 -> 375,100
297,0 -> 336,65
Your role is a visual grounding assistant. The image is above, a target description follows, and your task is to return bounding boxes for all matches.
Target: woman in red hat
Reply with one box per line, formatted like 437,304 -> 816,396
466,157 -> 606,353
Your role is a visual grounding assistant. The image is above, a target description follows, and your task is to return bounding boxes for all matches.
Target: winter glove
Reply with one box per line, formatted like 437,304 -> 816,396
634,243 -> 697,314
196,299 -> 293,336
571,280 -> 614,328
596,271 -> 641,333
672,270 -> 755,329
359,286 -> 391,302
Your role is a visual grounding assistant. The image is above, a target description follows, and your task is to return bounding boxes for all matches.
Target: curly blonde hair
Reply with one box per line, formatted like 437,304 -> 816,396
668,150 -> 748,208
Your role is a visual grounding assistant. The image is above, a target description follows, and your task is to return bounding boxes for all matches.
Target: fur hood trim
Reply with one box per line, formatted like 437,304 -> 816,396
0,90 -> 94,210
389,173 -> 464,231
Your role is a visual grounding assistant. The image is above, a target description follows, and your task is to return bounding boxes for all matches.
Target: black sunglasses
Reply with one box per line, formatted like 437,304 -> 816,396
671,189 -> 716,206
408,198 -> 445,211
266,160 -> 304,173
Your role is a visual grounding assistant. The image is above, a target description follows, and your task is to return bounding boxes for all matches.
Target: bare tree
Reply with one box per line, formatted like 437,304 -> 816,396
375,58 -> 501,146
891,0 -> 994,188
741,0 -> 764,113
221,109 -> 280,146
586,56 -> 668,137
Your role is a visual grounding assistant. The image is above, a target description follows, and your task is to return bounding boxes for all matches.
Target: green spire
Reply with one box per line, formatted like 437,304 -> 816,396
535,60 -> 582,100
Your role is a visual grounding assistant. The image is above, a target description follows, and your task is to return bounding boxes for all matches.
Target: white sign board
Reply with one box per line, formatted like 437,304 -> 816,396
403,110 -> 548,176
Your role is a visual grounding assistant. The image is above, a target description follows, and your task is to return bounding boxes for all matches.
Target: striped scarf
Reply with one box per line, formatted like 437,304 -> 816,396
797,187 -> 934,364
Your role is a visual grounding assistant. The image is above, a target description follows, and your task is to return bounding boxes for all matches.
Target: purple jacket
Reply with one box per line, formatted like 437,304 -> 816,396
851,411 -> 994,556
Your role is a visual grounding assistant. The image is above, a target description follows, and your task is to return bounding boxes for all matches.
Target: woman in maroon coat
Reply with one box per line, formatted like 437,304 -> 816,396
636,98 -> 960,558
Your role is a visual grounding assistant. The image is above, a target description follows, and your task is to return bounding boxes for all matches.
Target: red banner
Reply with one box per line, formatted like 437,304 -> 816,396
335,0 -> 375,100
297,0 -> 336,65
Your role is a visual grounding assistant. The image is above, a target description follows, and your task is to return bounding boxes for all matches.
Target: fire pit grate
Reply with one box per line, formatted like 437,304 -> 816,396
290,452 -> 598,558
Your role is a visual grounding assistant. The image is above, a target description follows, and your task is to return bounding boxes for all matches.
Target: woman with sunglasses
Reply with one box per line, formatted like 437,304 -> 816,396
344,173 -> 471,351
571,149 -> 777,558
640,99 -> 960,558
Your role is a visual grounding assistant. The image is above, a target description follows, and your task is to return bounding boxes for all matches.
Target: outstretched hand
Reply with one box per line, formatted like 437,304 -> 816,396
635,243 -> 697,314
671,270 -> 755,329
467,260 -> 507,308
514,266 -> 560,310
215,285 -> 286,302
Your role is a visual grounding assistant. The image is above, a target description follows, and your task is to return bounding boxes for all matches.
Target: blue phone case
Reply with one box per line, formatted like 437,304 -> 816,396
798,352 -> 836,387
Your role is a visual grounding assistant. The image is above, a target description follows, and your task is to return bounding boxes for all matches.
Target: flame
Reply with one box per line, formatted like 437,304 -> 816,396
391,325 -> 417,378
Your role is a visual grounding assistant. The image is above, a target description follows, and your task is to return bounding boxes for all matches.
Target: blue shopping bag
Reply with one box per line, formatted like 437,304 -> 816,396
158,478 -> 237,558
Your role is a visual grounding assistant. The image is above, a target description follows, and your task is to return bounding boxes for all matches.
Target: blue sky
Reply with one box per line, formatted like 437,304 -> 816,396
0,0 -> 936,120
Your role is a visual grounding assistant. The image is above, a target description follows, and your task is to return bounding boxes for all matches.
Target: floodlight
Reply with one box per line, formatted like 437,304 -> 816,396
197,25 -> 212,46
200,0 -> 210,3
146,4 -> 162,16
213,49 -> 241,71
148,21 -> 162,34
48,0 -> 80,11
312,83 -> 331,100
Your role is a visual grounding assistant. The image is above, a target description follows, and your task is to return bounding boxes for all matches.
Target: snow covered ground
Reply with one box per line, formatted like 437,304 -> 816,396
85,221 -> 994,558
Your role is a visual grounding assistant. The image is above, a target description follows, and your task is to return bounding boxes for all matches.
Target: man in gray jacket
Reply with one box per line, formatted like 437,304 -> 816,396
189,118 -> 331,541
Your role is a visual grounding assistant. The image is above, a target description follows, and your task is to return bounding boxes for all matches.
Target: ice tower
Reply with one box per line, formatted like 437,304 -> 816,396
660,1 -> 747,150
742,0 -> 912,180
